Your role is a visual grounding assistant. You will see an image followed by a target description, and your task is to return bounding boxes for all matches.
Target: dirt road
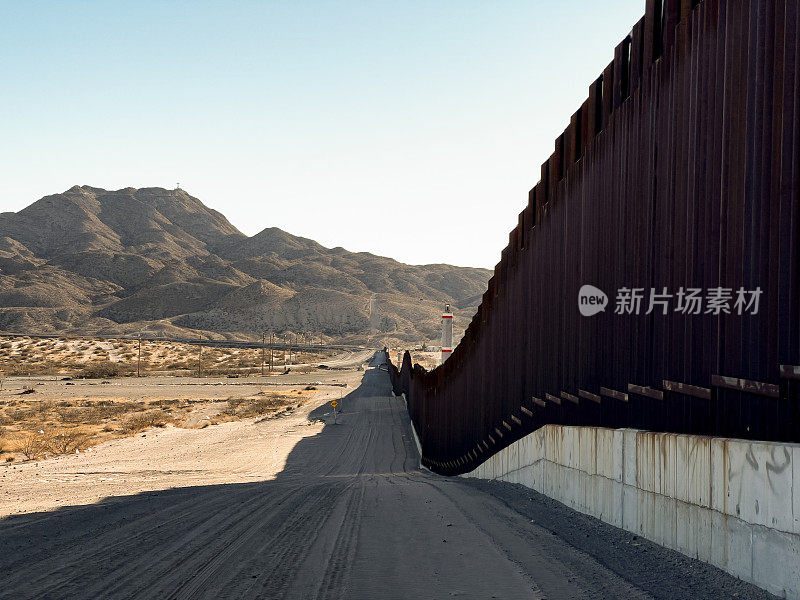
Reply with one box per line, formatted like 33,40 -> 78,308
0,354 -> 775,599
317,348 -> 375,369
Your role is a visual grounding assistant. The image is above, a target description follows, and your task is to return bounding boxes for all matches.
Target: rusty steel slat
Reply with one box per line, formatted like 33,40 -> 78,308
613,40 -> 625,108
602,61 -> 615,126
663,0 -> 682,53
538,164 -> 548,208
579,99 -> 590,157
588,77 -> 602,136
630,18 -> 645,92
531,396 -> 546,407
710,375 -> 780,397
627,383 -> 665,400
662,379 -> 712,400
520,406 -> 533,417
552,137 -> 564,184
644,0 -> 659,64
565,117 -> 577,167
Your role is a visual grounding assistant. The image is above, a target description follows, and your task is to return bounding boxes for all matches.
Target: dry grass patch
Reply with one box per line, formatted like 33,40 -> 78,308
121,410 -> 170,433
223,396 -> 290,418
0,397 -> 169,460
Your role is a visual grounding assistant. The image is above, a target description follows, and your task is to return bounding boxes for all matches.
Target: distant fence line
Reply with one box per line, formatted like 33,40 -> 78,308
389,0 -> 800,475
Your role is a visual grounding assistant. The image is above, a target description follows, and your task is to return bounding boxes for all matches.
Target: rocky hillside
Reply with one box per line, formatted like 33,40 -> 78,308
0,186 -> 490,344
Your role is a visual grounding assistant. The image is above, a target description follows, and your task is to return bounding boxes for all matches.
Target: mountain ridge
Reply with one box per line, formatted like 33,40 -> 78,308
0,186 -> 490,344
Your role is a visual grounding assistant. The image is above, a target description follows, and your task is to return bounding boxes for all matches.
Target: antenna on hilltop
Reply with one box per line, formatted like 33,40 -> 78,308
176,182 -> 181,190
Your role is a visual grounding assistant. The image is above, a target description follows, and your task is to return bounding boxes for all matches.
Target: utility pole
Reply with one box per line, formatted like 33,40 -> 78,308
137,334 -> 142,377
197,337 -> 203,377
261,332 -> 266,377
270,332 -> 274,372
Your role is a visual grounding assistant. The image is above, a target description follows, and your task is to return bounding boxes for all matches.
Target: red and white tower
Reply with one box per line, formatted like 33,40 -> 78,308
441,303 -> 453,364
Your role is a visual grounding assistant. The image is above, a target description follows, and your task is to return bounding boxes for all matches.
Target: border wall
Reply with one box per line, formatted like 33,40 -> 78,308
389,0 -> 800,476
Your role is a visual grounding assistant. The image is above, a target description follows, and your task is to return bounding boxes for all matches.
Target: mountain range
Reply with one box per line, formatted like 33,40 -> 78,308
0,186 -> 490,344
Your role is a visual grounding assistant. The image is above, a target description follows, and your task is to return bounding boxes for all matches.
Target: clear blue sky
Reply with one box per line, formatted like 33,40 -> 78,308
1,1 -> 644,268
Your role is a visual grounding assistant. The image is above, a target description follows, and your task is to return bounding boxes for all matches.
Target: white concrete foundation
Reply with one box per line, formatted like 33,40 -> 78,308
461,425 -> 800,599
400,393 -> 422,466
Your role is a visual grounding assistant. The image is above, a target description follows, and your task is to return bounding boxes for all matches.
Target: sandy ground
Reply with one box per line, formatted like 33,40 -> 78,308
0,370 -> 361,517
0,358 -> 365,461
0,354 -> 776,599
0,373 -> 355,404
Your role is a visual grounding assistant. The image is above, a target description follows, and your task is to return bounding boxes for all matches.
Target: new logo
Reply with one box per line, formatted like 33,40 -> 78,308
578,285 -> 608,316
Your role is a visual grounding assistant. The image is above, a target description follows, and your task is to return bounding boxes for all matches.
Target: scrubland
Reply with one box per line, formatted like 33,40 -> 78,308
0,335 -> 345,463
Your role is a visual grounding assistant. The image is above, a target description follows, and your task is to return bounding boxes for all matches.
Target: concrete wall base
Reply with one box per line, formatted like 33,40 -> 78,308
399,393 -> 422,467
461,425 -> 800,599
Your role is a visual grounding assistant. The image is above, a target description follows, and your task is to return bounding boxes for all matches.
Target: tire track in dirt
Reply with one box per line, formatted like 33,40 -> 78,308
167,485 -> 344,599
0,357 -> 777,600
312,483 -> 365,600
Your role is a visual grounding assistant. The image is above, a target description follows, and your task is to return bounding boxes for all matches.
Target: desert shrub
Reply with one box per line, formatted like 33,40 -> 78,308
56,407 -> 90,424
224,397 -> 245,416
93,402 -> 141,421
47,430 -> 92,454
57,401 -> 138,424
166,360 -> 191,370
33,400 -> 54,416
17,433 -> 47,460
8,407 -> 35,421
122,410 -> 167,433
148,398 -> 179,410
232,396 -> 290,418
80,361 -> 120,379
